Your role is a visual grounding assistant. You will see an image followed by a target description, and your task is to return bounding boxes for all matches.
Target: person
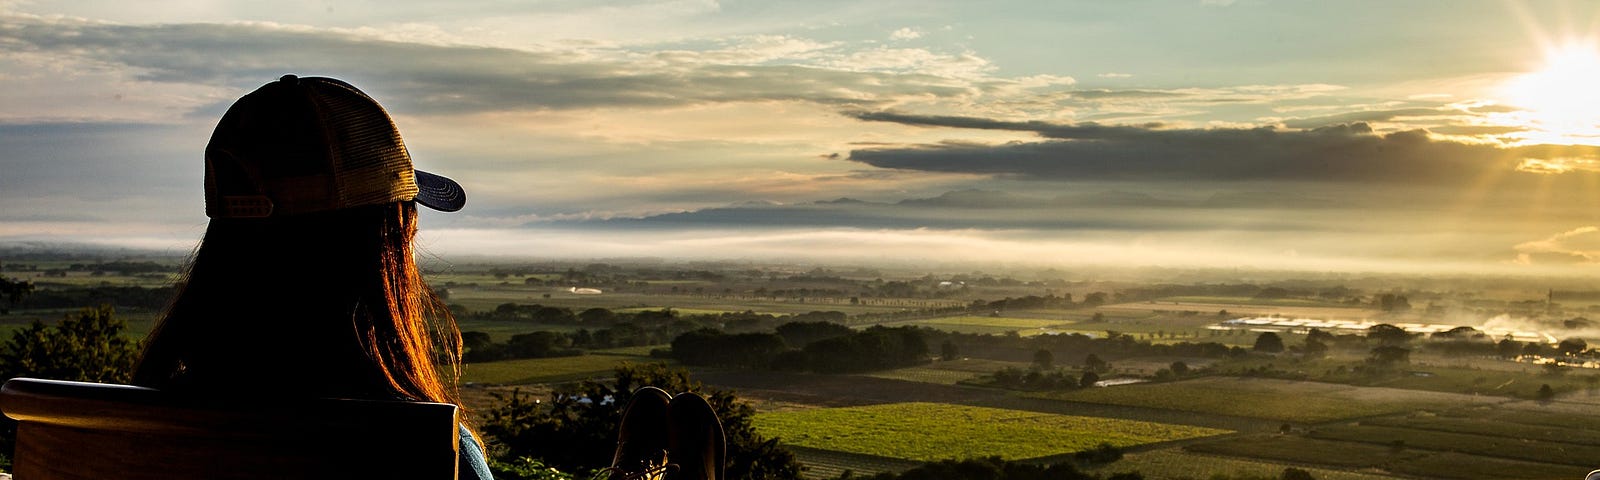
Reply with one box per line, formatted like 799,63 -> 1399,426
130,74 -> 491,479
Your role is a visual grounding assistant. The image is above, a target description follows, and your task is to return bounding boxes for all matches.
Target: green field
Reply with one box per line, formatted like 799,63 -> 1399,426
613,307 -> 740,316
861,359 -> 1031,385
753,402 -> 1229,462
445,289 -> 914,316
1159,296 -> 1341,307
1088,448 -> 1404,480
1032,377 -> 1505,423
1309,424 -> 1600,467
1187,435 -> 1585,480
883,316 -> 1069,335
461,347 -> 669,385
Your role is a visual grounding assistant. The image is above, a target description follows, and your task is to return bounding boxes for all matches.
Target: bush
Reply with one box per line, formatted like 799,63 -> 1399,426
480,363 -> 803,480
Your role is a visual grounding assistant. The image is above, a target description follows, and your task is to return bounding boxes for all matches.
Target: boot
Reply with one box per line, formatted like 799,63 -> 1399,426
604,387 -> 675,480
666,392 -> 725,480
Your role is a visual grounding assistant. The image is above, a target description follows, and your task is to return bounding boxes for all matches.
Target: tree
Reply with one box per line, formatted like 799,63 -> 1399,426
1253,332 -> 1285,353
1254,287 -> 1290,299
0,304 -> 139,383
0,276 -> 34,314
1083,353 -> 1109,373
1367,345 -> 1410,367
1282,467 -> 1316,480
1031,349 -> 1054,370
1079,371 -> 1100,388
1302,337 -> 1328,358
481,363 -> 802,480
577,308 -> 617,324
774,321 -> 852,348
1366,324 -> 1411,346
1071,442 -> 1123,465
1537,383 -> 1556,404
1559,338 -> 1588,356
1082,292 -> 1107,307
1497,339 -> 1523,358
1169,361 -> 1189,376
939,340 -> 960,361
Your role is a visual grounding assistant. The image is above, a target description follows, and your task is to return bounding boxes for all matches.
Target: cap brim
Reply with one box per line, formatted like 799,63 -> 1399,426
415,170 -> 466,212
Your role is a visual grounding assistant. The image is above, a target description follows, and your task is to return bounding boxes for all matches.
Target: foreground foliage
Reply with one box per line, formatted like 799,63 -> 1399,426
480,363 -> 803,480
0,304 -> 142,470
840,456 -> 1142,480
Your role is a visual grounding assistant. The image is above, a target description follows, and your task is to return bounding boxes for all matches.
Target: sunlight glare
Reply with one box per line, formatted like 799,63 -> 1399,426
1504,44 -> 1600,145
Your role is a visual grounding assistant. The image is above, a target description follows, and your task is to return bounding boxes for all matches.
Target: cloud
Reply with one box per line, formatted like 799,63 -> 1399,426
842,111 -> 1600,185
0,15 -> 1033,120
1097,73 -> 1134,79
539,188 -> 1360,234
890,27 -> 922,41
1278,108 -> 1456,129
1513,227 -> 1600,265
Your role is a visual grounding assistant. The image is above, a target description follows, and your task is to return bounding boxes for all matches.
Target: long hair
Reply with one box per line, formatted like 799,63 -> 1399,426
135,202 -> 468,424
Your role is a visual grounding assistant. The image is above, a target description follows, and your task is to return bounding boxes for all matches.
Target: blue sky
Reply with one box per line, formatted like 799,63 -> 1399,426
7,0 -> 1600,273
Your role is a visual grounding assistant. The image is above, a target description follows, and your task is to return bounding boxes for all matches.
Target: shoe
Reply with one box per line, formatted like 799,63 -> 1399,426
666,392 -> 726,480
605,387 -> 675,480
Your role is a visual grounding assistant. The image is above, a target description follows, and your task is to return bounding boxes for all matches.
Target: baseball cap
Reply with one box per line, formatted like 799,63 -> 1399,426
204,74 -> 465,218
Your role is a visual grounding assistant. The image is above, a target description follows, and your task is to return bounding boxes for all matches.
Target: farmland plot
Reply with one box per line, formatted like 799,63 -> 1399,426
754,402 -> 1228,462
1033,377 -> 1505,423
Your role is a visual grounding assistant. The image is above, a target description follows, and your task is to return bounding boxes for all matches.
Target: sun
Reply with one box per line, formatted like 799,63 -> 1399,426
1502,44 -> 1600,144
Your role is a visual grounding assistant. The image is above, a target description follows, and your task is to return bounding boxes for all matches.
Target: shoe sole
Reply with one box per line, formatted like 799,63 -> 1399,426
614,387 -> 673,471
667,392 -> 725,480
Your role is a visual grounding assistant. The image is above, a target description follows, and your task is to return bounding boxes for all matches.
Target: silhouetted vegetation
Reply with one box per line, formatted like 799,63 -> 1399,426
842,456 -> 1134,480
481,363 -> 802,480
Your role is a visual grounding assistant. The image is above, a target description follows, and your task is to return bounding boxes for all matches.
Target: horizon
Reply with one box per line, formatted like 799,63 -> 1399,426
9,1 -> 1600,275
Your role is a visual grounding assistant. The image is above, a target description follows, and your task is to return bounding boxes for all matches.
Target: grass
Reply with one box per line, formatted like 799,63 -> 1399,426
613,307 -> 739,316
878,316 -> 1071,335
1362,413 -> 1600,445
1030,377 -> 1503,423
1188,435 -> 1586,480
860,359 -> 1031,385
1087,448 -> 1404,480
1159,296 -> 1341,307
1186,435 -> 1426,468
1308,424 -> 1600,467
753,402 -> 1229,462
462,347 -> 668,385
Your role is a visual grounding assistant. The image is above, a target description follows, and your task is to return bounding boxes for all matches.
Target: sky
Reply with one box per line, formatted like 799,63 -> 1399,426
7,0 -> 1600,274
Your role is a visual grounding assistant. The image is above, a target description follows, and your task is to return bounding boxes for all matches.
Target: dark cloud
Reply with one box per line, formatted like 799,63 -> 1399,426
0,16 -> 982,115
545,188 -> 1356,233
1427,125 -> 1527,136
1279,108 -> 1448,129
844,112 -> 1600,185
0,122 -> 200,197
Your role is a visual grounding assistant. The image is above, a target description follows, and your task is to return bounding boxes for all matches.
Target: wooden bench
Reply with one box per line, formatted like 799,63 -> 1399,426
0,377 -> 459,479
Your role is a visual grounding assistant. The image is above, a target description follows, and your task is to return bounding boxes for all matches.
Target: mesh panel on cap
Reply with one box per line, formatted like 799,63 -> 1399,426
309,80 -> 419,208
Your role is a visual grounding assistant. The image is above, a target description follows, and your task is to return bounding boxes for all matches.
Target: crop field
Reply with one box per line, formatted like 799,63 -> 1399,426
1031,377 -> 1505,423
613,307 -> 738,316
1098,300 -> 1373,322
879,315 -> 1068,335
1159,295 -> 1344,308
446,288 -> 913,316
455,318 -> 585,341
752,402 -> 1229,462
1188,435 -> 1585,479
1308,423 -> 1600,467
1086,448 -> 1404,480
461,348 -> 669,385
1,308 -> 160,339
860,359 -> 1031,385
